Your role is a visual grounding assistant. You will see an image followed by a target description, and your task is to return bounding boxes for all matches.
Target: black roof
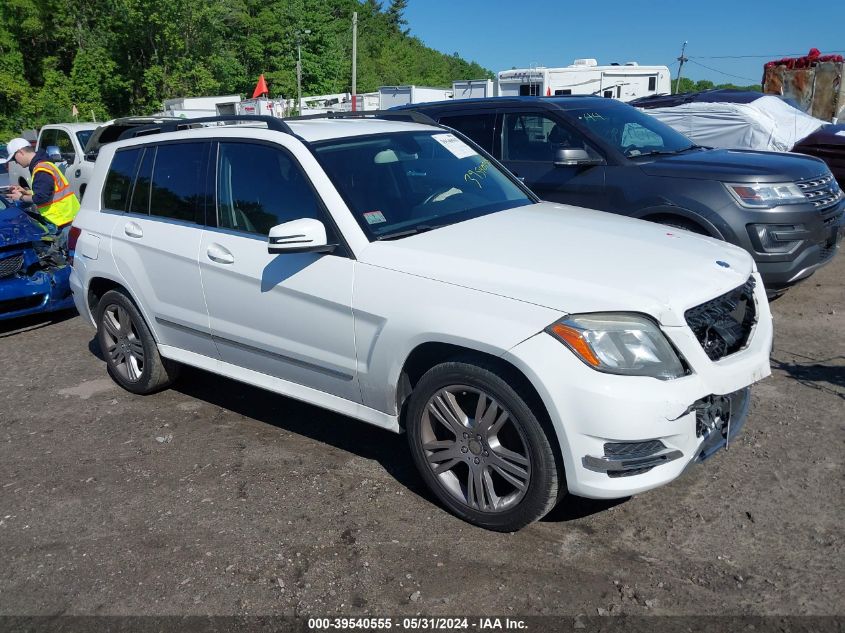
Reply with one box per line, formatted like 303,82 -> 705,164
631,89 -> 766,109
393,95 -> 627,112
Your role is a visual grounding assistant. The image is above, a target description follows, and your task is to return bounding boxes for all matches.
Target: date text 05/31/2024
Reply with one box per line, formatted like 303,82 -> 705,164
308,617 -> 528,630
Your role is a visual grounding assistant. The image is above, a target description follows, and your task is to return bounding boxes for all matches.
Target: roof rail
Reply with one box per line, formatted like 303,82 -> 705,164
287,109 -> 440,127
116,115 -> 296,141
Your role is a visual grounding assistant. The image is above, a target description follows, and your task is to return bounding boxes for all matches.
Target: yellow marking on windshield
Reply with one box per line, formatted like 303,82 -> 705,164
464,159 -> 491,189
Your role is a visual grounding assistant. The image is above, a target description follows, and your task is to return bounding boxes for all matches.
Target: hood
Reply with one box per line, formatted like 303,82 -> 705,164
638,147 -> 829,182
359,203 -> 754,327
795,123 -> 845,147
0,205 -> 47,249
793,124 -> 845,186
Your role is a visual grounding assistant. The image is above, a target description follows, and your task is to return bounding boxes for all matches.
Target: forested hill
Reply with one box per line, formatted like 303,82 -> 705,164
0,0 -> 491,134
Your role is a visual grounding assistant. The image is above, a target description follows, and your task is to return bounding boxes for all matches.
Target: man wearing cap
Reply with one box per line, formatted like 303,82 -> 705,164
2,137 -> 80,249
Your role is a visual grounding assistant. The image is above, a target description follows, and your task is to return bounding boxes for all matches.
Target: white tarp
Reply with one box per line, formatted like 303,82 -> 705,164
642,95 -> 825,152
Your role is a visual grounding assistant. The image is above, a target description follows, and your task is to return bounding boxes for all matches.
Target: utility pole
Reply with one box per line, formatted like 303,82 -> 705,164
296,29 -> 311,115
351,12 -> 358,111
675,41 -> 688,94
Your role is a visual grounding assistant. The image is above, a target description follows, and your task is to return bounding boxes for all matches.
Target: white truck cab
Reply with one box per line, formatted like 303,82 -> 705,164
7,123 -> 97,193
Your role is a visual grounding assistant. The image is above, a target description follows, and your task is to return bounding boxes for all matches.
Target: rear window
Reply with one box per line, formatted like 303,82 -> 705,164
76,130 -> 94,151
102,148 -> 142,211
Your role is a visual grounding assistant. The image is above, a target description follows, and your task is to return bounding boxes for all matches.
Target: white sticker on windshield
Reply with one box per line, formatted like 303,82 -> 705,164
432,133 -> 477,159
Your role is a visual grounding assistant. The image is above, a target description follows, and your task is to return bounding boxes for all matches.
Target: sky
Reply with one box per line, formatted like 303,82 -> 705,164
403,0 -> 845,86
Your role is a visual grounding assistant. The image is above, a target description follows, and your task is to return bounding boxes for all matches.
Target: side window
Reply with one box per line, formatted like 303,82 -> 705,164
149,142 -> 208,223
554,89 -> 572,95
216,142 -> 331,238
603,89 -> 614,98
648,76 -> 657,91
55,131 -> 75,162
502,112 -> 593,162
129,146 -> 155,215
439,113 -> 496,152
102,148 -> 142,212
38,129 -> 57,152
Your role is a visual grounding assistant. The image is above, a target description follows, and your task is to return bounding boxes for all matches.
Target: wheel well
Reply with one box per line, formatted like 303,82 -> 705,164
397,343 -> 551,431
641,213 -> 712,236
87,277 -> 124,314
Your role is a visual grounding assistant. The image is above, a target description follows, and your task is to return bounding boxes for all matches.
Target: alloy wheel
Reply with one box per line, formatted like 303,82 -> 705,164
419,386 -> 531,512
101,304 -> 145,382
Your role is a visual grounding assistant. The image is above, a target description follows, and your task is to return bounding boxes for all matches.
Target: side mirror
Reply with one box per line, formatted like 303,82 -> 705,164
46,145 -> 62,162
268,218 -> 336,255
554,147 -> 603,167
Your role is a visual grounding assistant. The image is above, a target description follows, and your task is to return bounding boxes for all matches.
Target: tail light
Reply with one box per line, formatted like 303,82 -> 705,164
67,225 -> 81,265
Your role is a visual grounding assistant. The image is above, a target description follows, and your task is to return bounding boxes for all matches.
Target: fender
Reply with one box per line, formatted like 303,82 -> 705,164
632,205 -> 730,240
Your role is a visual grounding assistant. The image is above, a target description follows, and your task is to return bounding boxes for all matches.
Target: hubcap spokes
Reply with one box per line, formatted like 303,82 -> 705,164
421,387 -> 530,512
102,305 -> 145,382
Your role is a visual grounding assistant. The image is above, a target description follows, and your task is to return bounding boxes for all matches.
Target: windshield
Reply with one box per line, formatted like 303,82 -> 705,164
569,105 -> 697,158
76,130 -> 94,150
313,131 -> 534,240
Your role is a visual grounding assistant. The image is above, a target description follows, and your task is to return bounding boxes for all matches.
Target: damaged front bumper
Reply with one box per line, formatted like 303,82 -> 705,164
0,264 -> 74,320
503,273 -> 773,500
581,387 -> 751,477
1,206 -> 75,321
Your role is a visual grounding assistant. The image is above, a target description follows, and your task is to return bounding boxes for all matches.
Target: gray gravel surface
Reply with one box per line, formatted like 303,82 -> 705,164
0,254 -> 843,617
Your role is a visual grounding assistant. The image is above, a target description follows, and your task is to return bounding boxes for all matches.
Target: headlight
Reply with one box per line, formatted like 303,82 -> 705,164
725,182 -> 806,208
546,313 -> 686,380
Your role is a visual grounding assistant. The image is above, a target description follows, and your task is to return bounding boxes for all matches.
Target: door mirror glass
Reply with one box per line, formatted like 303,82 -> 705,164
554,147 -> 602,167
268,218 -> 335,254
45,145 -> 63,162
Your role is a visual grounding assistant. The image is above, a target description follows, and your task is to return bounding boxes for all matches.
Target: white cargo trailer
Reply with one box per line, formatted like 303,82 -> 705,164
161,95 -> 242,118
237,98 -> 287,118
452,79 -> 496,99
378,86 -> 452,109
497,59 -> 671,102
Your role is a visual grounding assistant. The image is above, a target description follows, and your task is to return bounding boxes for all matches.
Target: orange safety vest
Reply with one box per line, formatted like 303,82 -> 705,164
31,160 -> 80,227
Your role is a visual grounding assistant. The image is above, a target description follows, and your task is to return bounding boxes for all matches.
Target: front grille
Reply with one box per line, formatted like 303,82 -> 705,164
796,173 -> 843,212
0,295 -> 45,315
0,254 -> 25,279
685,277 -> 757,361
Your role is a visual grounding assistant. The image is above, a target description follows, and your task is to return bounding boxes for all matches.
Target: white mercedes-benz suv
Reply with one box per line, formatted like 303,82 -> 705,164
68,114 -> 772,531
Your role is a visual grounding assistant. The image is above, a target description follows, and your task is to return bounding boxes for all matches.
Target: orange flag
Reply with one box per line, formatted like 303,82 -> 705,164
252,74 -> 269,98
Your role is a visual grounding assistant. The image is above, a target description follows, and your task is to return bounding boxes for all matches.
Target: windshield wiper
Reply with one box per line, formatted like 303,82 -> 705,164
375,224 -> 443,241
629,145 -> 701,158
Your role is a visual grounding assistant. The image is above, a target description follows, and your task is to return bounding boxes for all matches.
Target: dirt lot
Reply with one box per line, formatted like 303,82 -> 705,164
0,254 -> 843,624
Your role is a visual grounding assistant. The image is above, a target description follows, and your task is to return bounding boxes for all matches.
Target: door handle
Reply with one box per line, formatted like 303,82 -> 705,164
206,243 -> 235,265
124,221 -> 143,239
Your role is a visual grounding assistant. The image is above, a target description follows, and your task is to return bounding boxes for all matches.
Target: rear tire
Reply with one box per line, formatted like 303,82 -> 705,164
95,289 -> 179,394
406,361 -> 560,531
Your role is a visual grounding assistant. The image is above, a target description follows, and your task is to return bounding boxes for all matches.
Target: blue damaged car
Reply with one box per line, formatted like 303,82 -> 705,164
0,196 -> 74,321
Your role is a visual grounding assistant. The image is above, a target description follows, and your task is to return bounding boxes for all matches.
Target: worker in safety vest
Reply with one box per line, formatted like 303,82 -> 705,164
2,137 -> 80,249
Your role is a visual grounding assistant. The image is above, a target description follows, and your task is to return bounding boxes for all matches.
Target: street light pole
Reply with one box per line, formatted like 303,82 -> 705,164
351,12 -> 358,111
296,29 -> 311,115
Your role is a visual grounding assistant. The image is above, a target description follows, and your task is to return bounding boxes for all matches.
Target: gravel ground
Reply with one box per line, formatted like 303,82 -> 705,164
0,254 -> 842,621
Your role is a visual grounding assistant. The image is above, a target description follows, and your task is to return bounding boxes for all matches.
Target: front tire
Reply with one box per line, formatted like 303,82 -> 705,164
96,289 -> 179,394
406,361 -> 560,531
